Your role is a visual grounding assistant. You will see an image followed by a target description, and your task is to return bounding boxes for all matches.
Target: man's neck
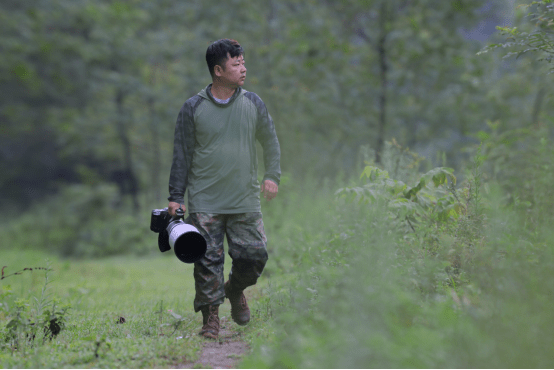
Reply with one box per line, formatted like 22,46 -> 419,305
210,82 -> 237,100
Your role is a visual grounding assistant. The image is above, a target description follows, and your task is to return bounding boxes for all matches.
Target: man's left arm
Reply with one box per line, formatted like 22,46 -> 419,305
249,93 -> 281,200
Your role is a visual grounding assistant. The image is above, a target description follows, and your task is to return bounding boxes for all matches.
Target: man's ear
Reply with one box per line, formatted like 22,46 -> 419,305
214,64 -> 224,77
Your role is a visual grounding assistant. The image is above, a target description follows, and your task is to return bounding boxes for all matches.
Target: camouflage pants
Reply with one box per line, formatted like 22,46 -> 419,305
185,212 -> 268,312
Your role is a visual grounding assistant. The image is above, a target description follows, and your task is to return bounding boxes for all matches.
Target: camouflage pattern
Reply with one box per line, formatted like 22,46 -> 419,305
186,212 -> 268,312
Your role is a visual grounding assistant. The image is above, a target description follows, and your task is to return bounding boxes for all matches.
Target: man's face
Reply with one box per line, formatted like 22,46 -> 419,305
216,53 -> 246,87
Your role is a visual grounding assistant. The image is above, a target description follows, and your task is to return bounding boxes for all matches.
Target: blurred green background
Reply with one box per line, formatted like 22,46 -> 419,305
2,0 -> 551,258
2,0 -> 554,368
2,0 -> 550,219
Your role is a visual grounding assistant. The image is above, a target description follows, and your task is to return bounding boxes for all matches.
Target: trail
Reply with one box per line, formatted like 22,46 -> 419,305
175,316 -> 249,369
173,285 -> 266,368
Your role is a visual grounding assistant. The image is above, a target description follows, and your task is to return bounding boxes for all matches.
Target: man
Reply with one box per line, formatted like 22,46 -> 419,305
167,39 -> 281,339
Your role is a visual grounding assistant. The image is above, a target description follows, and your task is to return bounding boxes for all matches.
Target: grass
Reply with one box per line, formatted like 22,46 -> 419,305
4,163 -> 554,368
0,173 -> 326,368
0,248 -> 276,368
241,182 -> 554,368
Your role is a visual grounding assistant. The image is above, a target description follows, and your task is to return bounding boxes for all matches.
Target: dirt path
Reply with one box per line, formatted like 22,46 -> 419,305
175,317 -> 249,369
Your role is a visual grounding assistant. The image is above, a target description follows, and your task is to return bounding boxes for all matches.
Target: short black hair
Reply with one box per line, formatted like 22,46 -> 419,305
206,39 -> 244,78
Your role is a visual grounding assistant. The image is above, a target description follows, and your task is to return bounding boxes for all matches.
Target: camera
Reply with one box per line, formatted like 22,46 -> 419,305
150,206 -> 207,263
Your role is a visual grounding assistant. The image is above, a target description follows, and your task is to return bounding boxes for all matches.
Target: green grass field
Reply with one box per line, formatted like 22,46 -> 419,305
0,248 -> 276,368
0,177 -> 324,368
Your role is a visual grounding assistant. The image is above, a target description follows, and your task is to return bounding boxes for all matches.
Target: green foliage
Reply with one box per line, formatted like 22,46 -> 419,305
333,142 -> 485,290
1,266 -> 70,354
243,147 -> 554,368
3,153 -> 554,367
2,0 -> 544,208
2,0 -> 554,367
0,249 -> 252,368
479,0 -> 554,74
0,184 -> 155,258
336,142 -> 458,235
478,118 -> 554,234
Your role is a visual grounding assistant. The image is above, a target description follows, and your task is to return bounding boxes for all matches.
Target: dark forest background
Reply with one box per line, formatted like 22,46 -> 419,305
2,0 -> 550,210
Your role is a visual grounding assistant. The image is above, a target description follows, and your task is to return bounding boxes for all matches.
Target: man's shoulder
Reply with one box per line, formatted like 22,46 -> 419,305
181,94 -> 205,114
183,94 -> 205,107
242,90 -> 266,110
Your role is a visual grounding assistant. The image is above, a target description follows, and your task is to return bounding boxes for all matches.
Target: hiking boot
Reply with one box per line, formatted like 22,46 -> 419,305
224,281 -> 250,326
199,305 -> 219,339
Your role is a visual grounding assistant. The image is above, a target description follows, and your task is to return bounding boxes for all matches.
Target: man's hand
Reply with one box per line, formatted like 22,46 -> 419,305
168,202 -> 185,216
261,179 -> 278,201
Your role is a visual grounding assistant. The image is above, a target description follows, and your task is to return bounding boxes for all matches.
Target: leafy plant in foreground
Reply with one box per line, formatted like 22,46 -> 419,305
1,265 -> 70,353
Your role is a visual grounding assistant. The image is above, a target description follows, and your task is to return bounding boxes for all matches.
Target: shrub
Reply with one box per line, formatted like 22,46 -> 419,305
0,184 -> 156,258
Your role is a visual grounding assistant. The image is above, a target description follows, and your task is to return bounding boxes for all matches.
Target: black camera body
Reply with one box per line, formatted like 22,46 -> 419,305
150,206 -> 207,263
150,207 -> 174,253
150,207 -> 173,234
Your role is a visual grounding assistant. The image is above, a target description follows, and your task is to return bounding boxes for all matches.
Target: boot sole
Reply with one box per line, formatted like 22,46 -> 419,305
199,330 -> 218,339
233,318 -> 249,326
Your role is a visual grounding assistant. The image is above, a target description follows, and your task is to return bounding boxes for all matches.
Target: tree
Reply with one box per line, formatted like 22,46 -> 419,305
0,0 -> 94,205
478,0 -> 554,75
2,0 -> 552,210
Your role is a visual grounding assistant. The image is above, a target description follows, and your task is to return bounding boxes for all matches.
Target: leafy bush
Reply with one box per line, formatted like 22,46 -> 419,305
336,142 -> 485,288
336,165 -> 457,232
0,184 -> 156,258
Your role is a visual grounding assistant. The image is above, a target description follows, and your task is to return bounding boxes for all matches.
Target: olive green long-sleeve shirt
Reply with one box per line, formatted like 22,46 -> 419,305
168,84 -> 281,213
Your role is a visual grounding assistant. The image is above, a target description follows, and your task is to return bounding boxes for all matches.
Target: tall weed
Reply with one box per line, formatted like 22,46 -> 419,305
1,265 -> 70,354
479,120 -> 554,233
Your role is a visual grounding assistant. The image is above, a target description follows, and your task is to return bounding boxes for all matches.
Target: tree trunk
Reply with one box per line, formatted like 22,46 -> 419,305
115,89 -> 139,211
148,96 -> 161,204
265,0 -> 275,88
375,3 -> 389,164
531,86 -> 545,126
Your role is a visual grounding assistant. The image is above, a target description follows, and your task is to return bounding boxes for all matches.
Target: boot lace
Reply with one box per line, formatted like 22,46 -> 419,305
206,308 -> 219,329
239,294 -> 248,309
